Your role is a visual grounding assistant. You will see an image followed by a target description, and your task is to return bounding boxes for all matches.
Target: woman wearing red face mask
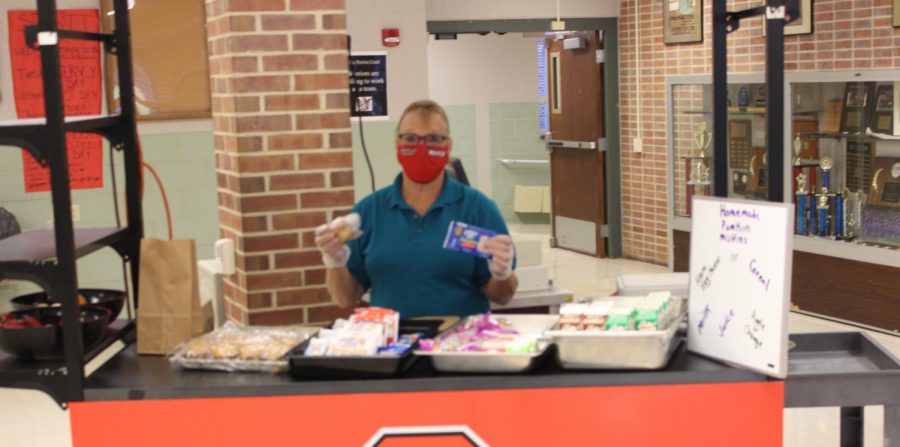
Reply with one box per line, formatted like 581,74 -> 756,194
315,100 -> 518,318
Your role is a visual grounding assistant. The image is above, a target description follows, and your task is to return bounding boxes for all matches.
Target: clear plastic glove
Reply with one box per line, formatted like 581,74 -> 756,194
314,213 -> 361,268
482,235 -> 514,281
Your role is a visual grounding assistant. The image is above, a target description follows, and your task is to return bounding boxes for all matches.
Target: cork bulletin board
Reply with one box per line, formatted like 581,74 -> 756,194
100,0 -> 211,120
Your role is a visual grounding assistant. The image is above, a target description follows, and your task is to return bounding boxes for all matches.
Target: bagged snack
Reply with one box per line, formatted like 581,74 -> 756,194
331,213 -> 362,242
558,303 -> 587,330
582,306 -> 609,331
417,313 -> 540,354
302,307 -> 412,357
635,305 -> 661,331
605,307 -> 635,331
351,307 -> 399,344
169,321 -> 310,372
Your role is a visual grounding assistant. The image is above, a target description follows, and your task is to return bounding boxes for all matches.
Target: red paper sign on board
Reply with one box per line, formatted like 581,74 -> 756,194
8,9 -> 103,193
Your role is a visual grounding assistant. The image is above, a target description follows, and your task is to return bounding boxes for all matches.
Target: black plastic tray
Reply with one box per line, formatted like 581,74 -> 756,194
788,332 -> 900,375
288,319 -> 444,380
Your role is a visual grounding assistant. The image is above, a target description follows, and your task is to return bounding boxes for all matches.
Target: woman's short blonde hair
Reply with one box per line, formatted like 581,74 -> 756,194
396,99 -> 450,134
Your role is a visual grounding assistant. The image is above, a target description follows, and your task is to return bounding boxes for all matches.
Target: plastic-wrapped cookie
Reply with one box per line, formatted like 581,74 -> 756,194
259,342 -> 292,361
239,343 -> 266,361
210,342 -> 239,359
184,338 -> 209,358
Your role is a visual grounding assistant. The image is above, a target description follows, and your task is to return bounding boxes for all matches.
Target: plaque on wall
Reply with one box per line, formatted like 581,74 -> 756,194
846,141 -> 876,193
793,83 -> 821,112
728,120 -> 752,169
840,82 -> 876,134
867,157 -> 900,208
822,99 -> 843,134
895,0 -> 900,27
663,0 -> 703,44
792,119 -> 819,160
732,170 -> 749,195
883,182 -> 900,204
745,147 -> 768,199
871,84 -> 894,134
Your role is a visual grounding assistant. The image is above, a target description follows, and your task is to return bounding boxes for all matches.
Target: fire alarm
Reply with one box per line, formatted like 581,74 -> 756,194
382,28 -> 400,47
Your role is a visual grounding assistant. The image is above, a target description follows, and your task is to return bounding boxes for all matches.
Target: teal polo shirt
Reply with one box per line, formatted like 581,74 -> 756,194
346,174 -> 512,318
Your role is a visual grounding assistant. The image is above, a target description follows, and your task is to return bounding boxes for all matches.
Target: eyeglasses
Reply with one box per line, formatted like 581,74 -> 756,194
396,133 -> 449,147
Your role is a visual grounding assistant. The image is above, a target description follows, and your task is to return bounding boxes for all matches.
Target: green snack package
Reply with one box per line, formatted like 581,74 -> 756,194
605,308 -> 634,331
635,308 -> 660,331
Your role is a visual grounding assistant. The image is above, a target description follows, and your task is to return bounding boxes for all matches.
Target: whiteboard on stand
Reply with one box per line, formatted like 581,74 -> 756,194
687,196 -> 794,378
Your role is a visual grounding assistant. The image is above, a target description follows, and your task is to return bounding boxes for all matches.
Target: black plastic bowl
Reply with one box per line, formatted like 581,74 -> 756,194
11,289 -> 126,321
0,306 -> 111,360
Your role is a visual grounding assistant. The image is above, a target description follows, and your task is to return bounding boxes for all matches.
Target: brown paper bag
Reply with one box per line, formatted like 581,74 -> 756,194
137,239 -> 214,355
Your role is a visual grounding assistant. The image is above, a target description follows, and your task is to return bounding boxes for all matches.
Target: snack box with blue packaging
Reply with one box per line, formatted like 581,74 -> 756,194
442,221 -> 496,259
288,318 -> 444,380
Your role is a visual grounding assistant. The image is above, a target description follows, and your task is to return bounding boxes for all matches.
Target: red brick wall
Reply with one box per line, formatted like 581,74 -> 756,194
619,0 -> 900,265
206,0 -> 354,325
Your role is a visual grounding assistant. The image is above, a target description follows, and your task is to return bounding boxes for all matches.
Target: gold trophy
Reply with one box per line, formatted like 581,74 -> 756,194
820,156 -> 833,172
792,135 -> 803,166
796,172 -> 808,195
813,156 -> 832,237
817,189 -> 829,209
688,123 -> 713,194
694,122 -> 712,158
845,189 -> 865,239
872,168 -> 884,193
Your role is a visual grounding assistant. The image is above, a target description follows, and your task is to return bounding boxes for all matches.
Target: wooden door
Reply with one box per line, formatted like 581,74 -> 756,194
547,31 -> 606,257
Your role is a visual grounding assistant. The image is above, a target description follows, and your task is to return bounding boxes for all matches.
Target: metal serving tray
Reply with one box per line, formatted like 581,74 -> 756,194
414,314 -> 558,373
544,307 -> 687,370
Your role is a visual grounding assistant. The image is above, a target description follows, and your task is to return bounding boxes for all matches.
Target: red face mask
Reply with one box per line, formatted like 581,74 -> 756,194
397,142 -> 449,183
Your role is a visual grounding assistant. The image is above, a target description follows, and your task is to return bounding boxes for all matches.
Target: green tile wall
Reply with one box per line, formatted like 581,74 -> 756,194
0,131 -> 219,311
444,105 -> 477,189
489,102 -> 550,224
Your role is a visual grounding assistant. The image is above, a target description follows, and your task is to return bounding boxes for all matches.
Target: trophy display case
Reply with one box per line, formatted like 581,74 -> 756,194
668,75 -> 900,249
669,78 -> 770,218
667,72 -> 900,333
788,79 -> 900,246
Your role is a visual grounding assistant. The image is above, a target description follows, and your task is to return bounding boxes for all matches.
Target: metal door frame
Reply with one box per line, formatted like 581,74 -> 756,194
426,18 -> 622,257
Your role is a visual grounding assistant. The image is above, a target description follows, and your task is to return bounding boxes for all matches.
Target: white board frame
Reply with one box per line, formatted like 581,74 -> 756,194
687,196 -> 794,378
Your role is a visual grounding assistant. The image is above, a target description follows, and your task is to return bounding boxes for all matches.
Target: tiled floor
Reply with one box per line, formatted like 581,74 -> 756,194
0,225 -> 897,446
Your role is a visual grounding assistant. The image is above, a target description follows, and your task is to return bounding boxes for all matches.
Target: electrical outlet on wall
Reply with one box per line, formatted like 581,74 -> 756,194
71,204 -> 80,222
632,138 -> 643,153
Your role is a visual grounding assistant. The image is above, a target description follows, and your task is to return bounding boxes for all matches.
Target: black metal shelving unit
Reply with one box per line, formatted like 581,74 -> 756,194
711,0 -> 799,202
711,4 -> 891,445
0,0 -> 142,407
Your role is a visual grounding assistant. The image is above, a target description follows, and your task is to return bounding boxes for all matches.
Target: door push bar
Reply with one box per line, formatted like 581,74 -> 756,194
546,138 -> 608,151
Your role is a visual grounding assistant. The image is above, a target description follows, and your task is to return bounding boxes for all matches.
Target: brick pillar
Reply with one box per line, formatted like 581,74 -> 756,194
206,0 -> 354,325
